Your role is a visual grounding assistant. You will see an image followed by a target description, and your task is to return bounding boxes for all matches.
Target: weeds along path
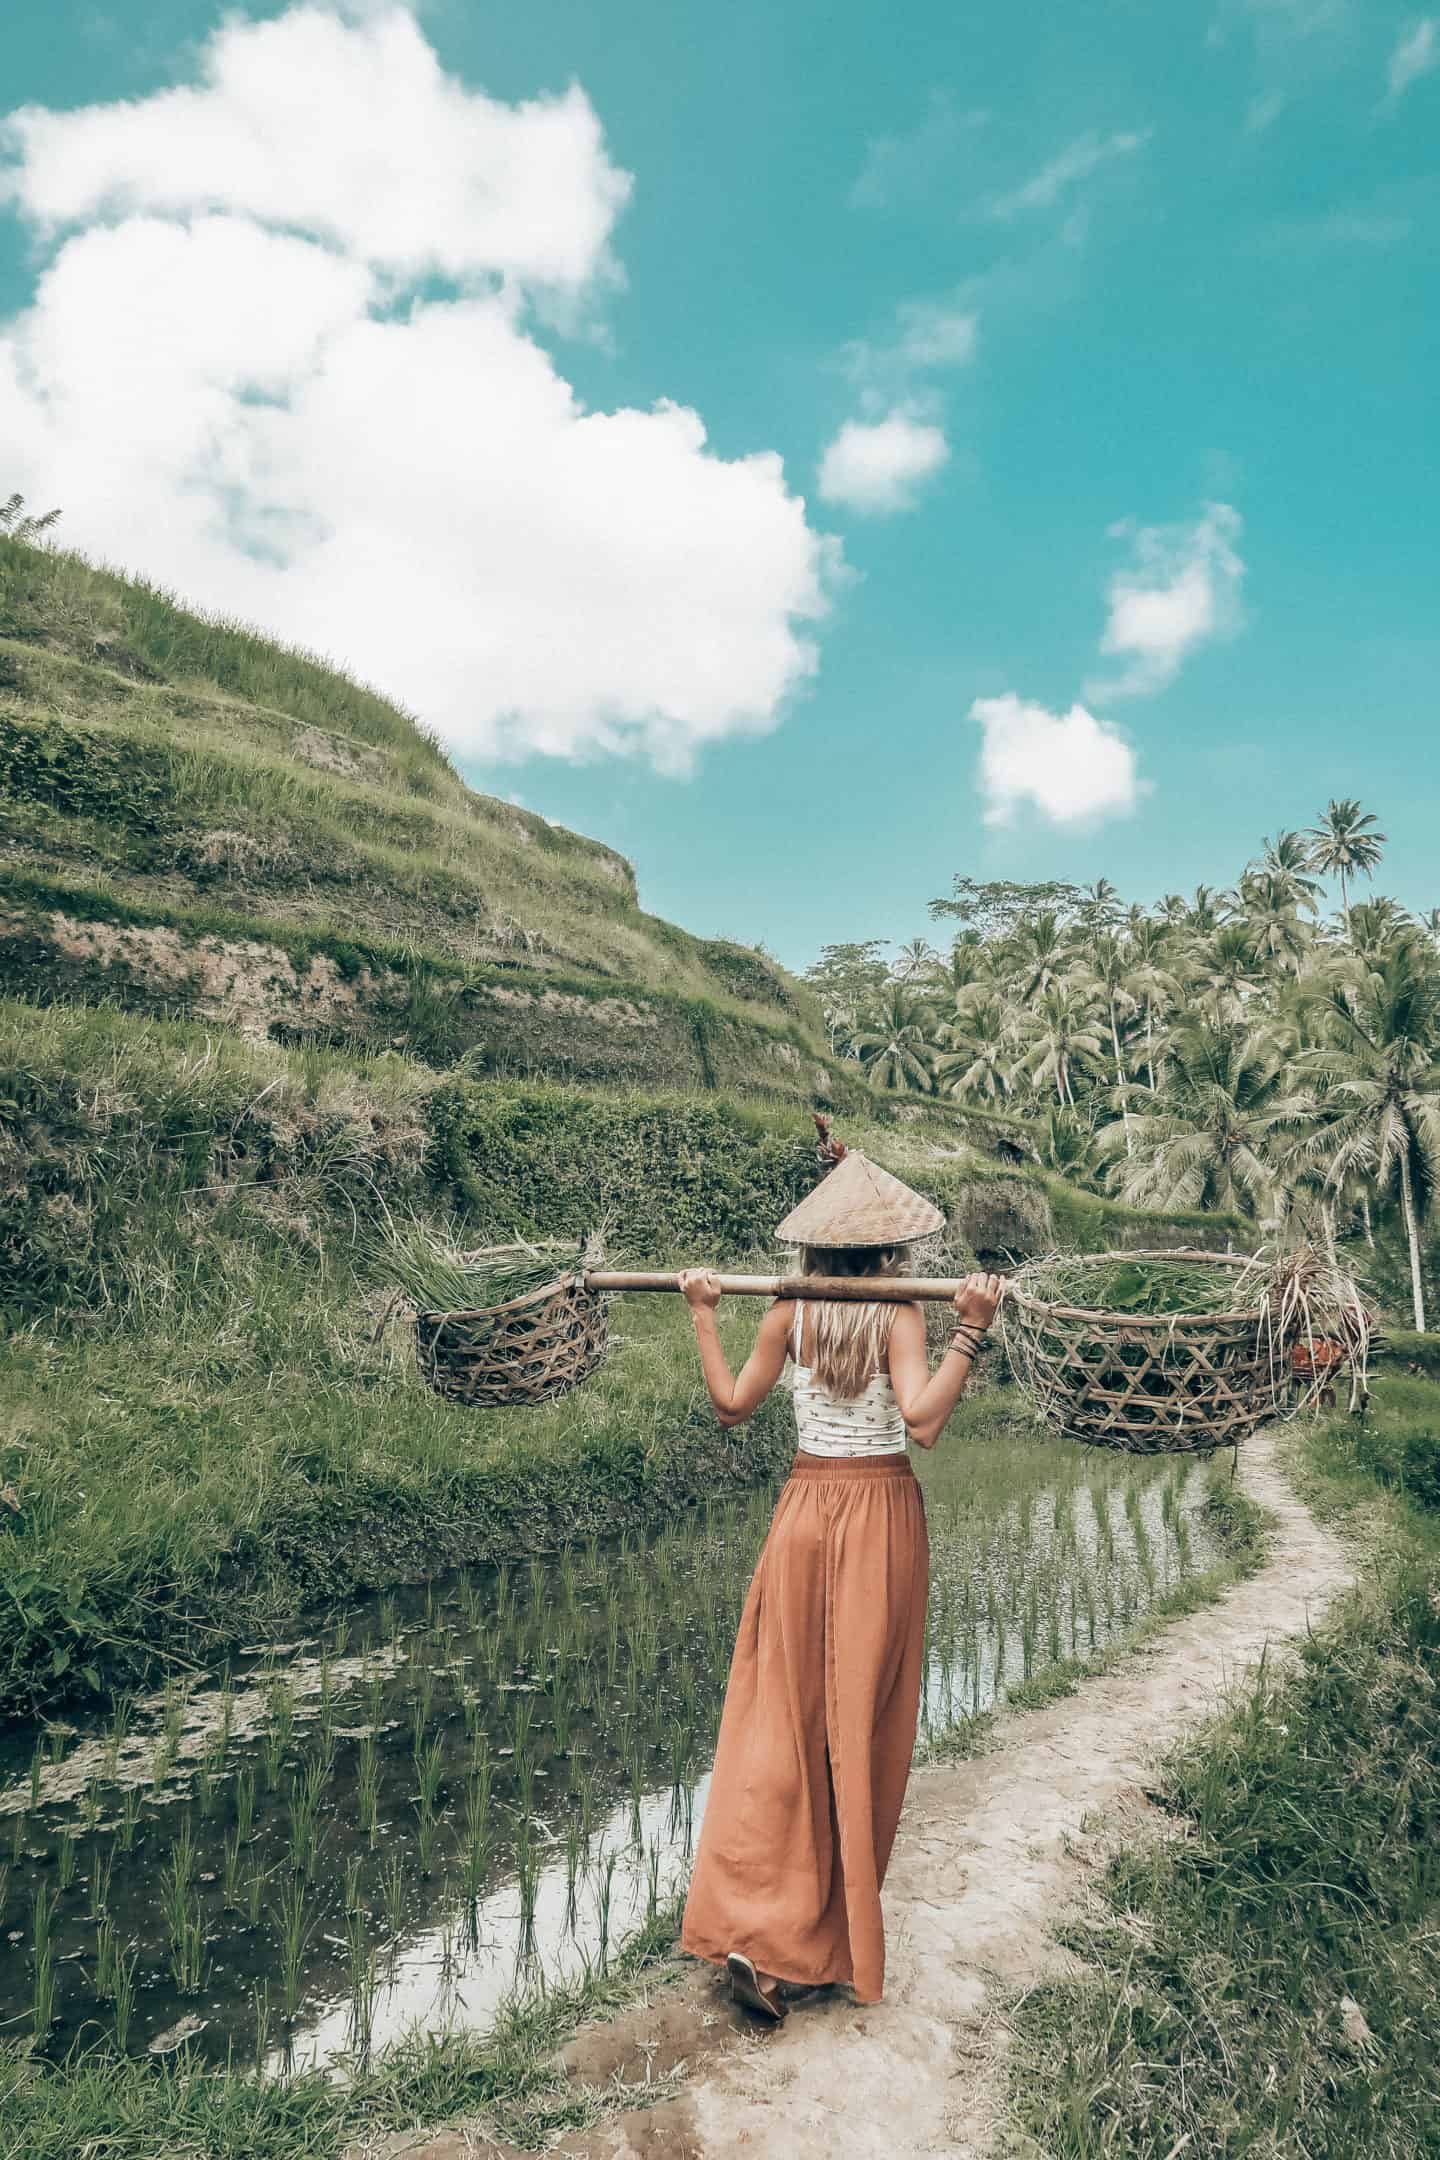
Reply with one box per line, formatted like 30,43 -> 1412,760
364,1423 -> 1355,2160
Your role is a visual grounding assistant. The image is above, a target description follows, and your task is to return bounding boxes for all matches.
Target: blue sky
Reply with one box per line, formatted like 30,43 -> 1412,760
2,0 -> 1436,968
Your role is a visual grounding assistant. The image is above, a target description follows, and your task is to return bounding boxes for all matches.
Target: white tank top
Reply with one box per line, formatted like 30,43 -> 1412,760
788,1301 -> 909,1458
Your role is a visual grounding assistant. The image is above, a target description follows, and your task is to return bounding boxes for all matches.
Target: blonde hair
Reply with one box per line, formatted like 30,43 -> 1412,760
797,1244 -> 905,1400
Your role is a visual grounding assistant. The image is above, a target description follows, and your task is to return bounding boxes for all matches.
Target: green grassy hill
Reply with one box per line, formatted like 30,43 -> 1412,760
0,538 -> 866,1098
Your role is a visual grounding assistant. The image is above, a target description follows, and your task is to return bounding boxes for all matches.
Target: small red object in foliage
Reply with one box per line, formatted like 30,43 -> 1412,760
813,1113 -> 847,1174
1292,1337 -> 1345,1374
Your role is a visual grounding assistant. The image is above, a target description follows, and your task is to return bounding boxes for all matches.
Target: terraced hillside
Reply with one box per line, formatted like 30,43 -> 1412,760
0,538 -> 850,1099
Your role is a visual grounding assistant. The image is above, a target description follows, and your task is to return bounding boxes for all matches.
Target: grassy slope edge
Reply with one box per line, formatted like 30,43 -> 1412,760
1005,1375 -> 1440,2158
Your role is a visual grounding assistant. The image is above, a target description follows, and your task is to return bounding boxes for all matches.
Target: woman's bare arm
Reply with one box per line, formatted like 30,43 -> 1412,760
680,1271 -> 793,1428
887,1273 -> 1003,1449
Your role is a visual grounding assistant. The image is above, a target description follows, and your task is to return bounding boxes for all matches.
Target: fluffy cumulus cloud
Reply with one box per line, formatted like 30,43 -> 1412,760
1087,502 -> 1244,701
816,407 -> 950,515
969,695 -> 1142,828
0,4 -> 836,771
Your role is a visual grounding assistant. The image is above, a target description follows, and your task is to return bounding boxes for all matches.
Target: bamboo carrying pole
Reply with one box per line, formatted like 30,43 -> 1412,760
584,1270 -> 998,1305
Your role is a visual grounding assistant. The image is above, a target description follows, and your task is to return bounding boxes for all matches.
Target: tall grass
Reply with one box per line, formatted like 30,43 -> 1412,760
1007,1377 -> 1440,2158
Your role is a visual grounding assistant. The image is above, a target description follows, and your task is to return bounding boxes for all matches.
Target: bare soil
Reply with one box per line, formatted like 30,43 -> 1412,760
349,1423 -> 1355,2160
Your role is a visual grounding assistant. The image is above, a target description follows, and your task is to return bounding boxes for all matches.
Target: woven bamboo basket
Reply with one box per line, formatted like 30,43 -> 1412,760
416,1271 -> 609,1409
1002,1249 -> 1285,1454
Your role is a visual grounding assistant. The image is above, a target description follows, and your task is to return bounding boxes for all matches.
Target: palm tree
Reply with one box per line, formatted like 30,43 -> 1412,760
851,986 -> 937,1094
1347,896 -> 1413,962
1101,1021 -> 1314,1220
1019,982 -> 1105,1108
1240,873 -> 1313,976
1077,934 -> 1139,1153
1189,924 -> 1261,1023
1258,830 -> 1323,914
936,998 -> 1015,1104
1012,911 -> 1071,1002
892,937 -> 940,983
1306,799 -> 1387,938
1300,938 -> 1440,1330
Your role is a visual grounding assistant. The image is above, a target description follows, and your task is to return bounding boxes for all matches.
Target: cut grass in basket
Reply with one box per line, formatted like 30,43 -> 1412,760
1015,1254 -> 1261,1317
373,1217 -> 589,1316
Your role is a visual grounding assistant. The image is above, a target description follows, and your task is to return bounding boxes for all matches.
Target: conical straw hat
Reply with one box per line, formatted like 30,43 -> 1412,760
774,1150 -> 944,1247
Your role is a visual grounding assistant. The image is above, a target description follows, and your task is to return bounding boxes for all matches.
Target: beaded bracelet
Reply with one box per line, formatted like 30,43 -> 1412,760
949,1325 -> 989,1359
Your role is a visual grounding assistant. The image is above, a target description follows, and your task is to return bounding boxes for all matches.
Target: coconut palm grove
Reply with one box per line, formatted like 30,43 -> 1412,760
809,803 -> 1438,1330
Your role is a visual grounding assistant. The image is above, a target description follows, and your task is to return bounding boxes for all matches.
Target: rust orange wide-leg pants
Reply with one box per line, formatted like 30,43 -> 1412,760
681,1452 -> 928,2003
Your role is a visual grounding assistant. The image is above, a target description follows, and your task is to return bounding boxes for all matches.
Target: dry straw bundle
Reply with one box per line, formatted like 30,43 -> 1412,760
1001,1246 -> 1374,1453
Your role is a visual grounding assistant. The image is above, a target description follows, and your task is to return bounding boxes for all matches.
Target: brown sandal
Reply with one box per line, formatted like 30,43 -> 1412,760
726,1951 -> 788,2023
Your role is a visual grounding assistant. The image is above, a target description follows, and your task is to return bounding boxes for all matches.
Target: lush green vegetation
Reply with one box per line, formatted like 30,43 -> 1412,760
1008,1371 -> 1440,2158
810,817 -> 1440,1329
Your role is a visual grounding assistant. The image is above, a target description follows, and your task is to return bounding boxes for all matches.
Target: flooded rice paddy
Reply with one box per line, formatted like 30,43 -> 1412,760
0,1414 -> 1233,2070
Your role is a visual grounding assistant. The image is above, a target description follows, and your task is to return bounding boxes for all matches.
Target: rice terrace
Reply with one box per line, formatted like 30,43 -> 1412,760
3,6 -> 1440,2157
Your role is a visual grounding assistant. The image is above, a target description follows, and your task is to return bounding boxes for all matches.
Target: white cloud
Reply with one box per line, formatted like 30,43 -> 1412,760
1087,502 -> 1244,701
839,295 -> 978,402
849,91 -> 988,211
987,130 -> 1150,219
816,407 -> 950,515
1,4 -> 630,293
969,694 -> 1142,828
1388,18 -> 1438,100
0,5 -> 838,774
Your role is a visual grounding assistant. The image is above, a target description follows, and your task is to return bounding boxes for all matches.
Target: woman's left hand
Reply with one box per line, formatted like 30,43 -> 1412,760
953,1272 -> 1004,1330
679,1267 -> 723,1311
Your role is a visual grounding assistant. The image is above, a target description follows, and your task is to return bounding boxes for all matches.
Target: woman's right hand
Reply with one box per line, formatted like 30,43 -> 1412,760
679,1267 -> 723,1311
953,1272 -> 1003,1331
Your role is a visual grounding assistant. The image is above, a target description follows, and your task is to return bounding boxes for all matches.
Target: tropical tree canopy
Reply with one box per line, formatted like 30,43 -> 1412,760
805,804 -> 1438,1326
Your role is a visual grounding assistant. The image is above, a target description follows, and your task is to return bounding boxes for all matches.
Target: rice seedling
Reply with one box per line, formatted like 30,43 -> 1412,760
244,1854 -> 267,1930
347,1934 -> 379,2057
56,1828 -> 79,1893
275,1872 -> 311,2024
95,1913 -> 119,1999
356,1733 -> 380,1839
251,1981 -> 273,2071
112,1943 -> 136,2052
287,1754 -> 326,1878
594,1847 -> 618,1973
233,1763 -> 256,1843
207,1815 -> 240,1911
163,1824 -> 208,1995
380,1850 -> 407,1940
30,1887 -> 56,2040
463,1774 -> 492,1901
28,1743 -> 43,1809
105,1694 -> 132,1777
9,1813 -> 24,1864
515,1827 -> 538,1959
563,1821 -> 582,1934
116,1784 -> 142,1854
162,1676 -> 190,1751
416,1792 -> 439,1879
331,1614 -> 351,1659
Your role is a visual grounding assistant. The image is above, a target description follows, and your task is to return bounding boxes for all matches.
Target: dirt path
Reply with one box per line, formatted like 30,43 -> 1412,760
365,1425 -> 1355,2160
